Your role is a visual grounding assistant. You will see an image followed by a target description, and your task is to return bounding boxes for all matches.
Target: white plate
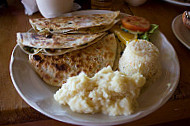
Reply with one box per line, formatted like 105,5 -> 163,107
164,0 -> 190,6
10,10 -> 180,126
172,14 -> 190,49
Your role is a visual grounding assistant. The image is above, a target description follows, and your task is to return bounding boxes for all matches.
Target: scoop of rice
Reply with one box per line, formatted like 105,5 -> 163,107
119,39 -> 161,81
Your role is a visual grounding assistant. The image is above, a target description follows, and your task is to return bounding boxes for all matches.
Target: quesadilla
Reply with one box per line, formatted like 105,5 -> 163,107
29,33 -> 117,87
17,32 -> 106,55
29,11 -> 120,34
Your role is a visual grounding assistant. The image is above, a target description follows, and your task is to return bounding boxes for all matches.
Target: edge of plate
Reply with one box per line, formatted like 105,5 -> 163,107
172,14 -> 190,50
164,0 -> 190,6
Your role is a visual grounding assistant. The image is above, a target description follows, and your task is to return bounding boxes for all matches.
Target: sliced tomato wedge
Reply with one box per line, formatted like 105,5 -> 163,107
121,16 -> 150,32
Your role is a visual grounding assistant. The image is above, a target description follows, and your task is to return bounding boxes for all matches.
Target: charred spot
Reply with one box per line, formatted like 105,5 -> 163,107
96,69 -> 100,73
46,34 -> 53,38
103,52 -> 108,58
93,57 -> 98,61
77,16 -> 81,18
54,24 -> 60,27
55,74 -> 61,78
70,55 -> 75,61
77,71 -> 81,75
77,53 -> 81,57
80,43 -> 88,47
86,56 -> 90,61
55,58 -> 60,61
54,37 -> 61,41
72,43 -> 76,46
52,57 -> 60,61
33,55 -> 41,61
46,61 -> 50,65
76,64 -> 81,68
70,73 -> 76,77
70,61 -> 75,66
108,52 -> 114,58
44,74 -> 50,80
44,21 -> 49,25
39,59 -> 44,63
50,29 -> 53,31
54,42 -> 60,45
55,64 -> 68,71
100,16 -> 103,19
96,46 -> 101,49
54,79 -> 58,83
120,51 -> 124,55
68,22 -> 72,24
46,49 -> 56,52
89,64 -> 93,70
59,55 -> 63,58
83,69 -> 87,73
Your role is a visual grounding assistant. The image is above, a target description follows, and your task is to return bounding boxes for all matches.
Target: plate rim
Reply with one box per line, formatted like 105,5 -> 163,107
164,0 -> 190,6
9,10 -> 180,126
172,14 -> 190,50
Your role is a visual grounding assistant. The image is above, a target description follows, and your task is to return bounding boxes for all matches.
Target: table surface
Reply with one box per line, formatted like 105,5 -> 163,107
1,0 -> 190,125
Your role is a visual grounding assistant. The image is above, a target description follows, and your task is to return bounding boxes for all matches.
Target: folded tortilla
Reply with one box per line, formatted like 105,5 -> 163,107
29,11 -> 120,34
17,32 -> 106,55
29,33 -> 117,87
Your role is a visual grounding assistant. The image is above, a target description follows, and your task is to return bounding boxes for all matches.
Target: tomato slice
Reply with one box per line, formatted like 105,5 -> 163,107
121,16 -> 150,32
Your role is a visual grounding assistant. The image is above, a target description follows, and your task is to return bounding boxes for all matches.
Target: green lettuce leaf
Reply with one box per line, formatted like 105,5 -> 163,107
138,24 -> 159,41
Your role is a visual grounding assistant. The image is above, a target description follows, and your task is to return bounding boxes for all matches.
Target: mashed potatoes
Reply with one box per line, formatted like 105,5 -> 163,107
54,66 -> 146,116
119,39 -> 161,81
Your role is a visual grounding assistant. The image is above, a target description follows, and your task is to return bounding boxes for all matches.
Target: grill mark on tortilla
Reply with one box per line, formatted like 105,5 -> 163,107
42,33 -> 107,56
29,33 -> 117,87
17,32 -> 105,49
46,34 -> 53,38
33,55 -> 41,61
54,64 -> 68,71
29,11 -> 120,33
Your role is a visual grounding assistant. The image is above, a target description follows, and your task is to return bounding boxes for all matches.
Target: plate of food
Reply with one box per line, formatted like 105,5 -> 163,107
10,10 -> 180,126
172,11 -> 190,49
163,0 -> 190,6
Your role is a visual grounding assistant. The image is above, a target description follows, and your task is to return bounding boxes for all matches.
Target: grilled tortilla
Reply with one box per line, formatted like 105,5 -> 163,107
17,32 -> 106,55
29,11 -> 120,34
29,33 -> 117,86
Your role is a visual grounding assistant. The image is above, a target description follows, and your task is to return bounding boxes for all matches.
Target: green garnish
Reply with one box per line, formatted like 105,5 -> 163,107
138,24 -> 159,41
120,24 -> 159,41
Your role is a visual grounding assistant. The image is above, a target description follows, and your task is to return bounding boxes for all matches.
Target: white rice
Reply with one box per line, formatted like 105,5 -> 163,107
119,39 -> 161,82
